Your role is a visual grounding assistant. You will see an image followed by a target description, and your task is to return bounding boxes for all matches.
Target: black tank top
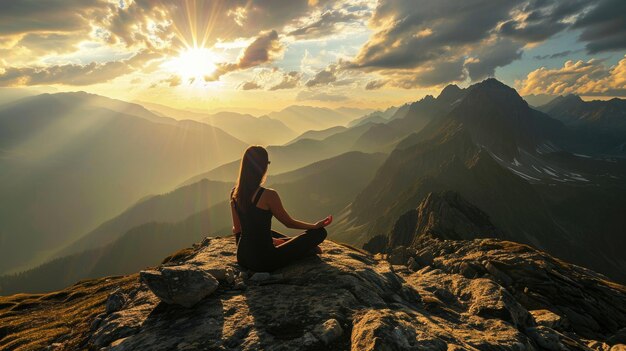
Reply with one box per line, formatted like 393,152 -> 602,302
232,187 -> 274,253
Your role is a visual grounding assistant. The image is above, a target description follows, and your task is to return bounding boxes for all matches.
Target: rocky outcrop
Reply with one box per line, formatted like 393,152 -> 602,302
139,264 -> 219,308
83,235 -> 623,351
1,233 -> 625,350
364,191 -> 502,255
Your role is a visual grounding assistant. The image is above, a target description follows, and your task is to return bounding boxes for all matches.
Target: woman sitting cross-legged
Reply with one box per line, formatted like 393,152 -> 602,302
230,146 -> 332,272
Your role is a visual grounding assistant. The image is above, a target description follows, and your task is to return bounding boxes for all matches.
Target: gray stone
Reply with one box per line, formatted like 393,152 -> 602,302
106,289 -> 127,314
313,318 -> 343,345
140,264 -> 219,308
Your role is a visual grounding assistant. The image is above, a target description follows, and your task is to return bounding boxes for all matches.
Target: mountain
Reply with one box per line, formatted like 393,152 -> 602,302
137,102 -> 298,145
55,179 -> 234,258
2,198 -> 625,350
202,111 -> 297,145
347,106 -> 399,127
540,95 -> 626,131
523,93 -> 558,107
0,151 -> 386,294
285,125 -> 347,145
184,89 -> 467,185
537,95 -> 626,156
334,78 -> 626,283
266,105 -> 365,133
0,92 -> 246,275
181,122 -> 384,184
0,87 -> 40,106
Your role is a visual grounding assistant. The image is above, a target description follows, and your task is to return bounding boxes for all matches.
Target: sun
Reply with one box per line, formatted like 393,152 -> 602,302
164,48 -> 220,83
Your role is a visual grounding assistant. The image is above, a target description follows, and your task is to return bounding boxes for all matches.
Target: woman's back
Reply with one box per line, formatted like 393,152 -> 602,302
232,187 -> 275,264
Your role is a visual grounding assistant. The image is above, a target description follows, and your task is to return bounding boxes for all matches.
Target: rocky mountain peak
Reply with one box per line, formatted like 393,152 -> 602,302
363,191 -> 502,255
436,84 -> 465,105
462,78 -> 528,111
3,230 -> 625,350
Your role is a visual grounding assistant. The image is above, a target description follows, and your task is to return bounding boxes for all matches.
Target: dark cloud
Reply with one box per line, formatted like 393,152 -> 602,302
0,0 -> 109,35
345,0 -> 625,88
466,39 -> 523,81
533,50 -> 579,60
389,59 -> 467,88
499,0 -> 592,42
238,30 -> 282,69
240,81 -> 262,90
289,10 -> 359,39
16,33 -> 80,54
365,80 -> 388,90
574,0 -> 626,53
269,71 -> 301,90
206,30 -> 283,81
305,64 -> 337,87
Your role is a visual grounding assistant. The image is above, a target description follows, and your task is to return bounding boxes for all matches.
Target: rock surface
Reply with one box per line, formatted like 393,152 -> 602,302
1,234 -> 625,350
139,264 -> 219,308
87,235 -> 625,350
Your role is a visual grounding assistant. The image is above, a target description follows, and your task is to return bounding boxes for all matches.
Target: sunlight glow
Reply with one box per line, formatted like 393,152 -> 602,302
164,48 -> 220,83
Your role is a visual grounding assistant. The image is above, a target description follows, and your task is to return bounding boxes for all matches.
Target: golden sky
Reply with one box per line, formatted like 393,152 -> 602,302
1,0 -> 625,112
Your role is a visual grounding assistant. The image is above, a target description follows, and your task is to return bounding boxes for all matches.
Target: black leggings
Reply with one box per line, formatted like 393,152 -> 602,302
236,228 -> 327,271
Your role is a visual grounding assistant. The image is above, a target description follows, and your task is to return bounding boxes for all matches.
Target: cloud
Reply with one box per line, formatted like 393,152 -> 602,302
0,0 -> 111,35
296,90 -> 348,101
517,55 -> 626,97
365,79 -> 387,90
573,0 -> 626,54
0,0 -> 328,86
305,64 -> 338,87
16,33 -> 80,54
0,50 -> 157,86
534,50 -> 579,60
498,0 -> 592,42
206,30 -> 283,81
240,81 -> 262,90
343,0 -> 625,88
289,9 -> 360,39
465,39 -> 523,81
0,61 -> 130,86
161,75 -> 181,87
269,71 -> 301,90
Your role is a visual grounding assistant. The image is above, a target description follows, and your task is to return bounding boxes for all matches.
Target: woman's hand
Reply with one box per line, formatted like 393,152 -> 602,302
314,215 -> 333,228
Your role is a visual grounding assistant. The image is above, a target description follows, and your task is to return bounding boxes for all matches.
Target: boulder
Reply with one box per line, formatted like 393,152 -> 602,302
139,264 -> 219,308
313,318 -> 343,345
105,289 -> 127,314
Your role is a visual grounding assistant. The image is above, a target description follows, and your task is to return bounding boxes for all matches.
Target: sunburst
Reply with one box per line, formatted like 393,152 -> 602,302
164,47 -> 220,83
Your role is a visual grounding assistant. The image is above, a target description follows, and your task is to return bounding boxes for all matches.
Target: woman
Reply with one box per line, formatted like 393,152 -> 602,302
230,146 -> 331,272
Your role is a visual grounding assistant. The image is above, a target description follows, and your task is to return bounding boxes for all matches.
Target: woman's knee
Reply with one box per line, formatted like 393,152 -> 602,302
308,227 -> 327,242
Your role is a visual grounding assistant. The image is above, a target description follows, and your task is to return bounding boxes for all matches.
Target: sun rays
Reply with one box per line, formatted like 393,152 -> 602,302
164,48 -> 220,83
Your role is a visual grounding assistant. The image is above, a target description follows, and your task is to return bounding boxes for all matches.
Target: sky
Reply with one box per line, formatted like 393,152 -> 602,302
0,0 -> 625,113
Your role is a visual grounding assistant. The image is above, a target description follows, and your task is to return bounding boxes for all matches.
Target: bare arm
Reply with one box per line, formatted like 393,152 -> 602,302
230,200 -> 241,234
266,189 -> 323,230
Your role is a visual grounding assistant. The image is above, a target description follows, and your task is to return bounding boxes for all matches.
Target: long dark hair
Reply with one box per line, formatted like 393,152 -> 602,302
232,146 -> 269,212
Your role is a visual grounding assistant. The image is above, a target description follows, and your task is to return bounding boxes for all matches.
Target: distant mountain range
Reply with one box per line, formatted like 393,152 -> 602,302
0,92 -> 246,275
142,101 -> 374,145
